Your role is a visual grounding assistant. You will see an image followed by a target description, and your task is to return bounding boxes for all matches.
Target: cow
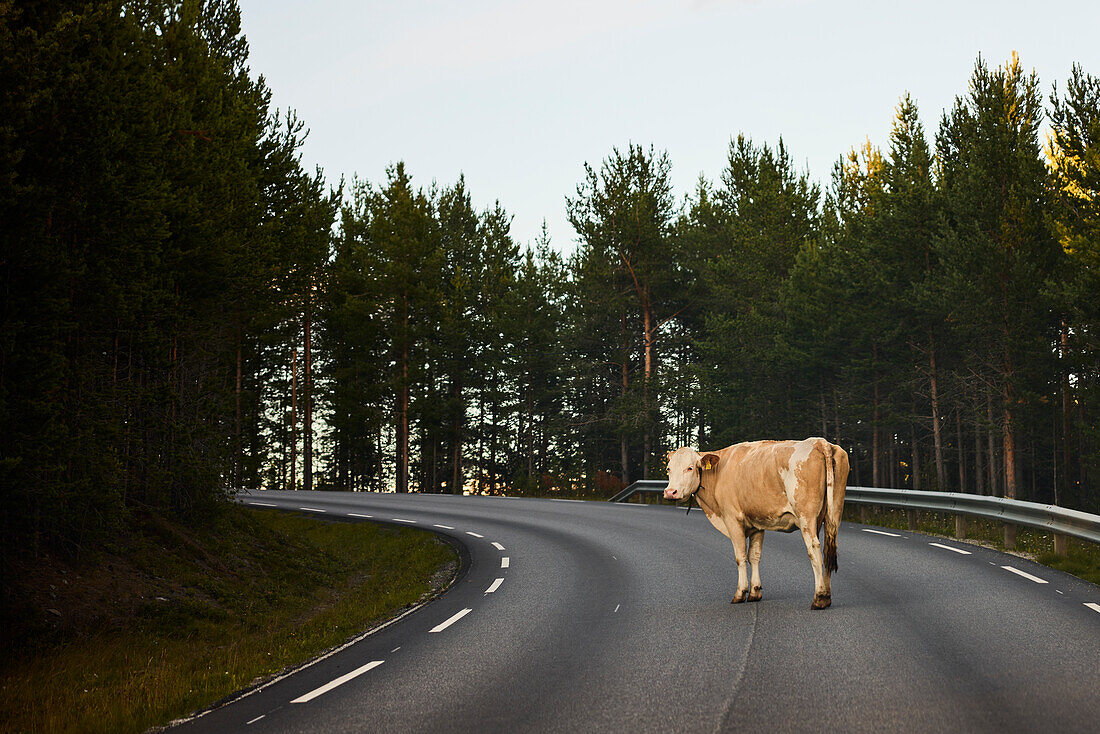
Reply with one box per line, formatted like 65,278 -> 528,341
663,438 -> 849,610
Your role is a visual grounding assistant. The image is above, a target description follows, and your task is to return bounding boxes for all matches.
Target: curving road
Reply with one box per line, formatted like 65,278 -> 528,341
172,491 -> 1100,733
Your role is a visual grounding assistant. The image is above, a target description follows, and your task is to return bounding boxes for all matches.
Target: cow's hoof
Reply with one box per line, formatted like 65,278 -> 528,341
731,591 -> 748,604
810,593 -> 831,610
747,586 -> 763,602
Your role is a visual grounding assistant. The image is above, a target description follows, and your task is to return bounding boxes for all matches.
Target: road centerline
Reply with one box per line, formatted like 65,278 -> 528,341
290,660 -> 385,704
501,557 -> 510,568
485,578 -> 504,594
1001,565 -> 1048,584
929,542 -> 971,555
466,531 -> 484,538
298,507 -> 326,513
862,528 -> 901,537
430,608 -> 473,633
491,541 -> 505,550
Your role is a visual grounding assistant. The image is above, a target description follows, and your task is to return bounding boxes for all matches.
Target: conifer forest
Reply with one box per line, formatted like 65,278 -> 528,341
3,2 -> 1099,556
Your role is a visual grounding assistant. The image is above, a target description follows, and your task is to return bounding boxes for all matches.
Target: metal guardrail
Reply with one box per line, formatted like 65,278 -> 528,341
610,480 -> 1100,555
609,480 -> 667,503
845,487 -> 1100,548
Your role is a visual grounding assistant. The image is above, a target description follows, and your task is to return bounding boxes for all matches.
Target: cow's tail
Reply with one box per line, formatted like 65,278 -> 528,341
818,439 -> 847,575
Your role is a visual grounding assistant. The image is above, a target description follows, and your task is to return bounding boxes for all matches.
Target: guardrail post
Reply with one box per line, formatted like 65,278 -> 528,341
860,506 -> 869,524
907,509 -> 918,532
955,515 -> 967,540
1053,533 -> 1067,557
1004,523 -> 1016,550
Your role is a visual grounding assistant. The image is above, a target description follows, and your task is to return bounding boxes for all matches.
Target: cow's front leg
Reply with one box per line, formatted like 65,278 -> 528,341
800,521 -> 830,609
747,530 -> 764,602
726,521 -> 750,603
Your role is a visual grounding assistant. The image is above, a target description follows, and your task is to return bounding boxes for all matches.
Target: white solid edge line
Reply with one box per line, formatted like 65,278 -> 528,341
347,513 -> 371,518
862,528 -> 901,537
434,524 -> 454,529
430,608 -> 473,633
1001,565 -> 1048,584
299,507 -> 326,513
466,531 -> 484,538
929,542 -> 971,555
166,591 -> 429,726
485,578 -> 504,594
290,660 -> 385,704
248,502 -> 277,507
491,541 -> 505,550
392,518 -> 416,523
1085,602 -> 1100,614
550,498 -> 582,503
501,557 -> 510,568
246,714 -> 265,725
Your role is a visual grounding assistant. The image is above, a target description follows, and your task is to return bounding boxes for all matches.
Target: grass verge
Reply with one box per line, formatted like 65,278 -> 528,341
0,505 -> 457,734
844,504 -> 1100,586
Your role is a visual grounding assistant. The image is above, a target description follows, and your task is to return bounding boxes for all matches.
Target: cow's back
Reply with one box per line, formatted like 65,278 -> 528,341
712,439 -> 829,532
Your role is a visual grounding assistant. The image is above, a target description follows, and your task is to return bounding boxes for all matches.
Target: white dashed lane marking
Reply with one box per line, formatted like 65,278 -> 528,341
1086,603 -> 1100,614
929,542 -> 971,555
862,528 -> 901,537
1002,565 -> 1048,584
290,660 -> 385,704
466,531 -> 484,538
614,604 -> 620,613
485,578 -> 504,594
501,557 -> 510,568
430,608 -> 473,633
392,518 -> 416,524
299,507 -> 326,513
491,542 -> 505,550
248,502 -> 276,507
347,513 -> 371,518
434,524 -> 454,530
246,714 -> 265,725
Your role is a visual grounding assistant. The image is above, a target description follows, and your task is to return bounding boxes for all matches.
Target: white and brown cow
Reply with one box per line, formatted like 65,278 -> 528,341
664,438 -> 849,610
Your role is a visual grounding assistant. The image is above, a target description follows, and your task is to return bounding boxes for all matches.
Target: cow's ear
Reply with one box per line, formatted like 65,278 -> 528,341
699,453 -> 720,471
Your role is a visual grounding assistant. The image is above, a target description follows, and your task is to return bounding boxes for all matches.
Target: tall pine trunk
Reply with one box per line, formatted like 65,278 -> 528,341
928,332 -> 946,490
396,292 -> 409,494
956,409 -> 966,492
620,312 -> 631,486
872,346 -> 880,487
642,293 -> 654,480
303,298 -> 313,492
451,381 -> 462,494
290,348 -> 298,491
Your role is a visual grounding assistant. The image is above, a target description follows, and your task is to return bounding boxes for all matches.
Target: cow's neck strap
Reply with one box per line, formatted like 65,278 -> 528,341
685,482 -> 715,516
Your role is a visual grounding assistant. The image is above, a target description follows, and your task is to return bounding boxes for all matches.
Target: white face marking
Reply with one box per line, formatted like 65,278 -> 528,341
664,447 -> 700,499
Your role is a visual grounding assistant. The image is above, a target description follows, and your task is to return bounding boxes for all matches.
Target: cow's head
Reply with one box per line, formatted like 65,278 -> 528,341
663,447 -> 720,501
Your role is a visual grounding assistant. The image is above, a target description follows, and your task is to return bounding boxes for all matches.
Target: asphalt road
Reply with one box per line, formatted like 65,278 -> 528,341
172,491 -> 1100,733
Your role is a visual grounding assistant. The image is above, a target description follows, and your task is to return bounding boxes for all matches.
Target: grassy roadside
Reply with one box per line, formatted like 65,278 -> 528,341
844,504 -> 1100,586
0,505 -> 458,734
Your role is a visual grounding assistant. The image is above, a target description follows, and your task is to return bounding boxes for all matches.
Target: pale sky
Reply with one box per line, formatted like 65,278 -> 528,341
238,0 -> 1100,253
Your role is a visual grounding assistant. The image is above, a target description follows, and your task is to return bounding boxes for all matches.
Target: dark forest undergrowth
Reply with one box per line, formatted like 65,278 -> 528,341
0,507 -> 457,734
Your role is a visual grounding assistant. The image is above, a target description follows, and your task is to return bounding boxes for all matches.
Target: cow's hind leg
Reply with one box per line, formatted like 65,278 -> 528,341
725,522 -> 751,603
747,530 -> 764,602
800,521 -> 830,610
